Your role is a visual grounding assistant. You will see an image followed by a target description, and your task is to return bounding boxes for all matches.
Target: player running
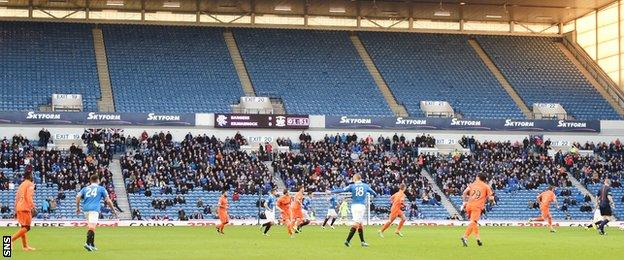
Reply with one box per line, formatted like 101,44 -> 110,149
76,174 -> 117,251
339,199 -> 350,224
296,191 -> 313,232
321,194 -> 339,229
292,186 -> 305,233
216,189 -> 229,235
378,184 -> 407,238
11,171 -> 36,251
277,189 -> 294,237
596,179 -> 615,235
261,188 -> 277,236
331,174 -> 378,247
460,173 -> 494,247
529,185 -> 559,232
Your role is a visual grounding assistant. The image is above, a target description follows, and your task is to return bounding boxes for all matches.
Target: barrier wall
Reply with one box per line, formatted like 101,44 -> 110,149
0,220 -> 621,228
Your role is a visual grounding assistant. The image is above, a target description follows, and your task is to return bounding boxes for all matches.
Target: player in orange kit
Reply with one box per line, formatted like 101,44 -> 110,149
216,189 -> 229,235
11,171 -> 36,251
378,184 -> 407,238
461,173 -> 494,247
292,186 -> 304,233
529,185 -> 559,233
276,189 -> 294,238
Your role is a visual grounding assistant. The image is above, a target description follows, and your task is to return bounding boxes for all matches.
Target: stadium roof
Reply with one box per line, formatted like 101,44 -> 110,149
0,0 -> 616,24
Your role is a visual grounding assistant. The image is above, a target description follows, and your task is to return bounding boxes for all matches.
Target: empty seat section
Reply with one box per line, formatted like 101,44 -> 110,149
358,32 -> 524,119
103,25 -> 243,113
477,36 -> 621,120
0,22 -> 99,111
234,29 -> 393,116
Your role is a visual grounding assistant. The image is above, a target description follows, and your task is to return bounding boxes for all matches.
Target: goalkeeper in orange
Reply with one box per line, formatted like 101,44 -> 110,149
378,184 -> 407,238
529,185 -> 559,233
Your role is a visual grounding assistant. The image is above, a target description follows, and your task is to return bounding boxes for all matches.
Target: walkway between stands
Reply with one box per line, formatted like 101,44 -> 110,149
110,157 -> 132,219
568,173 -> 597,205
421,169 -> 462,220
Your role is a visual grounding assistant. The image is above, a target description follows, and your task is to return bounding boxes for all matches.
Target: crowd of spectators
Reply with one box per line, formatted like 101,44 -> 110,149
121,132 -> 272,197
273,133 -> 437,205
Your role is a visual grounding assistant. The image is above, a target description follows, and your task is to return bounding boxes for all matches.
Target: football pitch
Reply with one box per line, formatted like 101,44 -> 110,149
3,225 -> 623,259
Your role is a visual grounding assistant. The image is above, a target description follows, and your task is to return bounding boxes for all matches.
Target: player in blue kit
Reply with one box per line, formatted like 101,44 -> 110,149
322,195 -> 339,229
76,174 -> 117,251
331,174 -> 377,247
261,188 -> 278,236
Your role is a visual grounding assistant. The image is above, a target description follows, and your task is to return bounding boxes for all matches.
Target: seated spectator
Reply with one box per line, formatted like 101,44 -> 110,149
197,198 -> 204,208
580,202 -> 592,212
178,209 -> 188,221
145,188 -> 152,197
232,192 -> 240,202
132,209 -> 142,220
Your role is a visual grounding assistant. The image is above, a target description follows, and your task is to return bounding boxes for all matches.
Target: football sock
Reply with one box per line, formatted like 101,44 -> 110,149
263,223 -> 272,234
330,218 -> 336,226
322,218 -> 329,227
346,227 -> 356,242
87,230 -> 95,246
358,228 -> 365,242
397,219 -> 405,232
599,219 -> 609,232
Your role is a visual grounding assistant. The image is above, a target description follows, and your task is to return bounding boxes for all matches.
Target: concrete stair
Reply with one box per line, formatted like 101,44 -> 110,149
349,34 -> 409,117
557,42 -> 624,118
264,161 -> 285,190
110,158 -> 132,219
469,39 -> 533,119
568,173 -> 597,205
224,30 -> 256,97
92,28 -> 115,112
421,169 -> 463,220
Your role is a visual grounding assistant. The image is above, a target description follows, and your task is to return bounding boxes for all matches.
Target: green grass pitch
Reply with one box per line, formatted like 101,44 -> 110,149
3,225 -> 623,259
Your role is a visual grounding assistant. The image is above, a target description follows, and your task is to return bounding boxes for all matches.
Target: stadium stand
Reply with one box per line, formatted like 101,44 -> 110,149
0,22 -> 100,111
430,137 -> 594,220
358,32 -> 525,119
476,36 -> 621,120
120,132 -> 273,219
566,139 -> 623,218
102,25 -> 243,113
0,134 -> 117,219
272,133 -> 448,219
234,29 -> 394,116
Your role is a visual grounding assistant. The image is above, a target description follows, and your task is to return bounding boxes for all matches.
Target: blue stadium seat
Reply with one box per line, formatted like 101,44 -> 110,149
358,32 -> 525,119
0,22 -> 99,111
103,25 -> 243,113
234,29 -> 394,116
477,36 -> 621,120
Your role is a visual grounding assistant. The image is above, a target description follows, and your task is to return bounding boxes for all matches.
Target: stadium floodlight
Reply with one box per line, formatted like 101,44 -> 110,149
485,14 -> 503,19
106,0 -> 124,7
329,6 -> 346,13
163,1 -> 180,8
274,4 -> 291,12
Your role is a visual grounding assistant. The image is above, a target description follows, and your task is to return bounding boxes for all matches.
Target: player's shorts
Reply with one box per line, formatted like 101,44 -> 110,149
540,206 -> 551,218
280,213 -> 291,223
264,210 -> 276,223
593,208 -> 602,222
84,211 -> 99,225
327,209 -> 338,218
600,204 -> 613,217
389,210 -> 404,219
16,211 -> 32,226
465,205 -> 482,222
292,209 -> 304,220
218,211 -> 229,223
303,209 -> 310,220
351,204 -> 366,224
